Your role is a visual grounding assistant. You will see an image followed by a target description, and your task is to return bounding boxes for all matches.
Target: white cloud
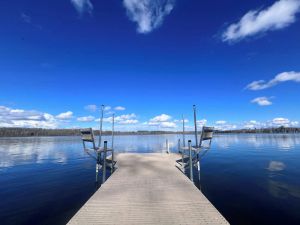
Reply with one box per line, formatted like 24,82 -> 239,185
115,113 -> 136,121
174,119 -> 189,123
246,71 -> 300,90
267,117 -> 300,127
216,120 -> 227,125
104,106 -> 111,111
118,119 -> 139,125
160,121 -> 177,128
149,114 -> 171,123
243,118 -> 299,129
212,118 -> 299,130
84,104 -> 97,112
223,0 -> 300,42
77,116 -> 95,122
251,97 -> 273,106
145,114 -> 177,128
215,124 -> 237,131
56,111 -> 73,120
123,0 -> 175,33
0,106 -> 58,128
71,0 -> 93,15
114,106 -> 126,111
272,117 -> 290,126
98,113 -> 138,125
244,120 -> 261,129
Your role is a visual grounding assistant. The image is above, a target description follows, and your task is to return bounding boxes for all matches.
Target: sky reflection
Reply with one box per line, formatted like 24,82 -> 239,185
0,134 -> 300,225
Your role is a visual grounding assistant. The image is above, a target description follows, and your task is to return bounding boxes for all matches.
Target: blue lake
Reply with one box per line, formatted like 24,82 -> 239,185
0,134 -> 300,225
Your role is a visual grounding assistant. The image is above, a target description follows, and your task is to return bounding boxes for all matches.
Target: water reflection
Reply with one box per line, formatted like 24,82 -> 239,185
267,180 -> 300,199
0,137 -> 82,169
267,161 -> 286,172
0,134 -> 300,225
1,134 -> 300,170
213,134 -> 300,150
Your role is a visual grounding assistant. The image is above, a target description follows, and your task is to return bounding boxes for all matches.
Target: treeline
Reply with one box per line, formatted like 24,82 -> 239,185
0,128 -> 82,137
0,128 -> 182,137
1,127 -> 299,137
216,126 -> 300,134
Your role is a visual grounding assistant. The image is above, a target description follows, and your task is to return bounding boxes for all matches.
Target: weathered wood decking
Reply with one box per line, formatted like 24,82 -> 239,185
68,153 -> 229,225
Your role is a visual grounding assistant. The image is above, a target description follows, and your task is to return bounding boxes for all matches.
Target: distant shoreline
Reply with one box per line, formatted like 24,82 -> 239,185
0,127 -> 299,137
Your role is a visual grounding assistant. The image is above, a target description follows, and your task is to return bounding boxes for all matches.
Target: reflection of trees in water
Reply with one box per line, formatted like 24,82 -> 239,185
213,135 -> 240,149
0,137 -> 81,168
113,134 -> 182,153
266,160 -> 300,200
213,134 -> 300,150
267,179 -> 300,199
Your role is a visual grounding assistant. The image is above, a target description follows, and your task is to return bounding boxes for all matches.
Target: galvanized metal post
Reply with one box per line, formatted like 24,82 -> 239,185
96,151 -> 101,182
95,165 -> 98,182
111,114 -> 115,172
188,140 -> 193,182
193,105 -> 199,148
182,114 -> 186,147
98,105 -> 104,148
197,155 -> 201,189
112,114 -> 115,149
82,140 -> 86,151
181,142 -> 185,170
166,139 -> 170,154
178,138 -> 184,168
102,141 -> 107,183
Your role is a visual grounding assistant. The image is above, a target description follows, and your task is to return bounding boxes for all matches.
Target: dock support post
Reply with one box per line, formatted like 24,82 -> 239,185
188,140 -> 193,182
96,164 -> 99,182
96,151 -> 101,182
178,139 -> 181,153
180,139 -> 185,169
197,156 -> 201,189
102,141 -> 107,184
166,139 -> 169,154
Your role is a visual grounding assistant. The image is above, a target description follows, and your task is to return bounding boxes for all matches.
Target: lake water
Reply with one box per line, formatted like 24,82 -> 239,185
0,134 -> 300,225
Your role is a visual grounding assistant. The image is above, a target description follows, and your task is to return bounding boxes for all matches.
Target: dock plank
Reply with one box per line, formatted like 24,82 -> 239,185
68,153 -> 229,225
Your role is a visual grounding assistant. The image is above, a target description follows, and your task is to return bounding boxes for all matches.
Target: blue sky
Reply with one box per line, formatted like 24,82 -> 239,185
0,0 -> 300,131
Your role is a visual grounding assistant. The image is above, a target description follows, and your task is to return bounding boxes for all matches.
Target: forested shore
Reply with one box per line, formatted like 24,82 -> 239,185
0,126 -> 299,137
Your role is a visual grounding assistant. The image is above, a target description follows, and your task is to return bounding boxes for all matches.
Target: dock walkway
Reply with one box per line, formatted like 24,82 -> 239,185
68,153 -> 229,225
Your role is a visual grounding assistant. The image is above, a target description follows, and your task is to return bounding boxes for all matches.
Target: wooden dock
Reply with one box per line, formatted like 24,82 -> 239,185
68,153 -> 229,225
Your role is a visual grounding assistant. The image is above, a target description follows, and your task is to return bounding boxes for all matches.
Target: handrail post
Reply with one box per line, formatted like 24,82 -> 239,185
111,114 -> 115,172
98,105 -> 104,148
102,141 -> 107,183
197,154 -> 201,189
193,105 -> 199,148
182,114 -> 186,147
188,140 -> 193,182
179,139 -> 184,169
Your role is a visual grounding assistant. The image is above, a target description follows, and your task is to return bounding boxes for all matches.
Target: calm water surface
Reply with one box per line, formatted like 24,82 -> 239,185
0,134 -> 300,225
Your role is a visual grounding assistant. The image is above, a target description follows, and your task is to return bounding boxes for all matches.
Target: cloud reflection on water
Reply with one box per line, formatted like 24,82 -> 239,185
1,134 -> 300,170
267,161 -> 286,172
0,137 -> 78,169
267,179 -> 300,199
214,134 -> 300,150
